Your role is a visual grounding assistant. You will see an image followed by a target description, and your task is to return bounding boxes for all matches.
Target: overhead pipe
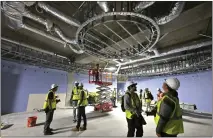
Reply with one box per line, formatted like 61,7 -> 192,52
37,2 -> 81,27
118,40 -> 212,66
2,2 -> 83,54
21,24 -> 83,54
134,1 -> 155,12
97,1 -> 109,12
156,1 -> 185,25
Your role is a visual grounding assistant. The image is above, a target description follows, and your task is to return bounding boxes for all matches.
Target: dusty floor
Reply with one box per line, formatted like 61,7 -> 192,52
1,106 -> 212,137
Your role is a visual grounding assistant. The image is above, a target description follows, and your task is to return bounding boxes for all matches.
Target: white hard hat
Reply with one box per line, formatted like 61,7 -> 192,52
157,88 -> 160,91
165,78 -> 180,90
75,81 -> 79,84
51,84 -> 58,89
127,81 -> 137,87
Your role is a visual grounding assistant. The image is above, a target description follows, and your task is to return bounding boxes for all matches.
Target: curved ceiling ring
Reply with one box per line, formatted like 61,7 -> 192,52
76,12 -> 160,59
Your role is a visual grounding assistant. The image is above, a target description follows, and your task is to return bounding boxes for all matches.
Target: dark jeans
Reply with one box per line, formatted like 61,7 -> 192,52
44,110 -> 54,133
76,106 -> 87,128
126,117 -> 143,137
161,132 -> 177,137
72,100 -> 78,120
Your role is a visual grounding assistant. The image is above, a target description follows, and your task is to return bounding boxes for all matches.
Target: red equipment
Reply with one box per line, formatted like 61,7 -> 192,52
89,69 -> 113,112
27,116 -> 37,127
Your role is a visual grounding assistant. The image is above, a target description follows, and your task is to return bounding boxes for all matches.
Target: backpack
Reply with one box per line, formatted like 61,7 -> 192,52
121,93 -> 131,112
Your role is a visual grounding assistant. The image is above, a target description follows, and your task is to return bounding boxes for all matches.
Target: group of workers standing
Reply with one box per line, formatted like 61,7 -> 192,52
42,77 -> 184,137
42,81 -> 88,135
123,78 -> 184,137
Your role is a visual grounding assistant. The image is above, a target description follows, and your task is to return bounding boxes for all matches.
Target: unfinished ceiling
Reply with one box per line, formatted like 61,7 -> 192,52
1,1 -> 212,77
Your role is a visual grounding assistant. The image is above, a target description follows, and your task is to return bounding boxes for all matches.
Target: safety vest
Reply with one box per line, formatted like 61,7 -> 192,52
43,90 -> 57,110
78,90 -> 88,106
72,87 -> 80,100
125,92 -> 140,119
154,94 -> 184,135
112,91 -> 116,98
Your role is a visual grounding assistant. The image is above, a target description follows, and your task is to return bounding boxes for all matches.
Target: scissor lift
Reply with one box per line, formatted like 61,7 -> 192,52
89,69 -> 113,112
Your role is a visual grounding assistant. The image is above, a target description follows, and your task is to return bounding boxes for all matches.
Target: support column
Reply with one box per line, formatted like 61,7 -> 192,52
65,72 -> 75,106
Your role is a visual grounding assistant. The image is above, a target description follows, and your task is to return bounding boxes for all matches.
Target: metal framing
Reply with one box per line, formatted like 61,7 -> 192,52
76,12 -> 160,59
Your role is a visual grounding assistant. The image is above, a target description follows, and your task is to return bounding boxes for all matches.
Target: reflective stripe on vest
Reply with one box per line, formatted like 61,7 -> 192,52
72,87 -> 80,100
125,92 -> 140,119
154,94 -> 184,135
78,90 -> 88,106
43,91 -> 56,110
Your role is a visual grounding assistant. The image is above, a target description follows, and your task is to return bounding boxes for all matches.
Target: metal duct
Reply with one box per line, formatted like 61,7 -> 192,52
2,2 -> 83,54
21,24 -> 84,54
134,1 -> 155,12
23,12 -> 79,46
37,2 -> 81,27
156,2 -> 185,25
2,2 -> 25,29
97,1 -> 109,12
23,11 -> 53,31
119,40 -> 212,66
54,26 -> 77,44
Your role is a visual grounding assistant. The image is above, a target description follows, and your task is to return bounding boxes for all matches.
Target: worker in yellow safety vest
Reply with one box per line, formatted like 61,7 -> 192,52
72,83 -> 88,131
43,84 -> 61,135
124,81 -> 146,137
143,88 -> 153,112
154,78 -> 184,137
70,81 -> 80,123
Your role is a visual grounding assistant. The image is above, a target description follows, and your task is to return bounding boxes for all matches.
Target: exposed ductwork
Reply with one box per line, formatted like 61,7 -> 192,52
2,1 -> 83,54
37,2 -> 81,27
156,1 -> 185,25
134,1 -> 155,12
97,1 -> 109,12
119,39 -> 212,66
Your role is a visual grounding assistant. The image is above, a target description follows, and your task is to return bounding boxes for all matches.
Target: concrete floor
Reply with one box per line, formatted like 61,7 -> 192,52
1,106 -> 212,137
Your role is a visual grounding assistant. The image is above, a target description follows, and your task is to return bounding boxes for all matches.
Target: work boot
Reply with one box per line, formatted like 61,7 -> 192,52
80,127 -> 87,131
48,128 -> 53,131
71,127 -> 79,131
44,131 -> 54,135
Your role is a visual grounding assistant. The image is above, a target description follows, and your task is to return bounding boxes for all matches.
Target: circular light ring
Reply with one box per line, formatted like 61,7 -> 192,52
76,12 -> 160,55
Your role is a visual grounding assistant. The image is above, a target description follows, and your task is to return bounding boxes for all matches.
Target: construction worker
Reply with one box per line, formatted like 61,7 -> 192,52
144,88 -> 153,112
43,84 -> 60,135
155,78 -> 184,137
124,82 -> 145,137
72,83 -> 88,131
70,81 -> 80,123
111,88 -> 117,107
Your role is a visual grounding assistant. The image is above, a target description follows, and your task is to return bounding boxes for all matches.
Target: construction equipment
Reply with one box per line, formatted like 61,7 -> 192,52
89,67 -> 113,112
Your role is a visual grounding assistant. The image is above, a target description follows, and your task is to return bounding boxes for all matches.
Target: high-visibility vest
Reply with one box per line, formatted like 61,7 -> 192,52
154,94 -> 184,135
78,90 -> 88,106
43,91 -> 57,110
112,91 -> 116,98
72,87 -> 80,100
125,92 -> 140,119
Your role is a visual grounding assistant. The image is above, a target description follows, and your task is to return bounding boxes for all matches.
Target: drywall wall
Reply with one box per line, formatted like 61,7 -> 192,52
1,60 -> 118,114
1,60 -> 68,114
121,71 -> 212,113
